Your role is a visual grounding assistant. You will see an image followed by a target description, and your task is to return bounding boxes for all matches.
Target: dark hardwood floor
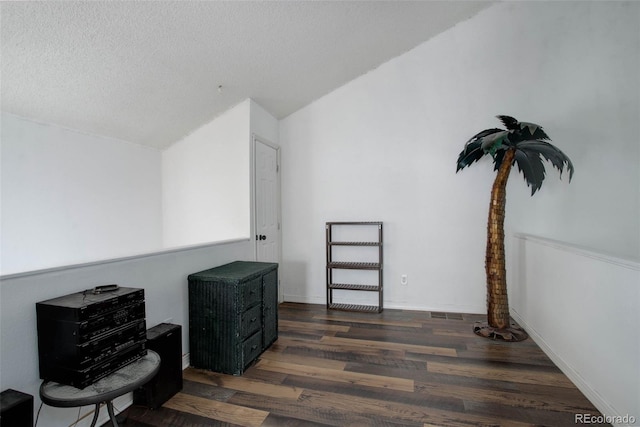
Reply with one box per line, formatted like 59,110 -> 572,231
114,303 -> 608,426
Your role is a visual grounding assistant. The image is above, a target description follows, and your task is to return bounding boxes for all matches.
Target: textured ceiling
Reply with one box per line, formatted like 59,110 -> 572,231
1,1 -> 491,149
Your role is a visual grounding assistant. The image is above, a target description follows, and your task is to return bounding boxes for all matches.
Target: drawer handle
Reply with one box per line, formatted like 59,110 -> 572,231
251,344 -> 258,350
250,317 -> 257,323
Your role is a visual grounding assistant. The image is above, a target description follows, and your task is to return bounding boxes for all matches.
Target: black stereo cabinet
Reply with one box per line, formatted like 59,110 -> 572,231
133,323 -> 183,409
35,287 -> 147,388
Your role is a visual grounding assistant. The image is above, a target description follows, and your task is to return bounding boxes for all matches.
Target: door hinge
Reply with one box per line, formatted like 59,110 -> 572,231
276,163 -> 279,173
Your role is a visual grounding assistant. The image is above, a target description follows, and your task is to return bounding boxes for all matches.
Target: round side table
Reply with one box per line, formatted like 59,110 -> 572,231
40,350 -> 160,427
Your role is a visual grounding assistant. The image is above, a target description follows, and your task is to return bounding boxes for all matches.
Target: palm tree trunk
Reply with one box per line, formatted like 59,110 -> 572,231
485,148 -> 516,329
473,147 -> 528,341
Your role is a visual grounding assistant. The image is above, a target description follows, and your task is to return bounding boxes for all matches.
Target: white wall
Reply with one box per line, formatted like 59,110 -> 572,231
0,113 -> 163,275
161,98 -> 279,251
0,239 -> 252,427
1,98 -> 272,274
504,1 -> 640,261
278,1 -> 639,309
250,99 -> 279,145
511,234 -> 640,425
162,100 -> 251,248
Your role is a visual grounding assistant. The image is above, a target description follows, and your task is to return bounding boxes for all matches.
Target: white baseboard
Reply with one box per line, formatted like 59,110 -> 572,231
282,294 -> 325,305
183,353 -> 190,370
281,294 -> 483,314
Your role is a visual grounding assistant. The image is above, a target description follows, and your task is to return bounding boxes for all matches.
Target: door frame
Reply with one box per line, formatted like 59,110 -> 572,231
251,133 -> 282,267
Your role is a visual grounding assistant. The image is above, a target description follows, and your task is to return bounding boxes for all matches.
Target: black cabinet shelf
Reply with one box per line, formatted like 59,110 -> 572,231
326,222 -> 383,313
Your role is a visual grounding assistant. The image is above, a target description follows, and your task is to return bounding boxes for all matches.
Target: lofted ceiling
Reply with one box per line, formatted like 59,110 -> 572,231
1,1 -> 492,149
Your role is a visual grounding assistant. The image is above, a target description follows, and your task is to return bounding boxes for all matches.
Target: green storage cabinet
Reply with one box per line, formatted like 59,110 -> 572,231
188,261 -> 278,375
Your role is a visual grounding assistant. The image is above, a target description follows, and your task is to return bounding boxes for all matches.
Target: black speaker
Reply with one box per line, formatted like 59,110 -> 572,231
133,323 -> 183,409
0,389 -> 33,427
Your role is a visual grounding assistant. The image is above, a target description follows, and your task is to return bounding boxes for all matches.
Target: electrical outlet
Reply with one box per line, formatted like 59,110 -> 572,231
400,274 -> 408,285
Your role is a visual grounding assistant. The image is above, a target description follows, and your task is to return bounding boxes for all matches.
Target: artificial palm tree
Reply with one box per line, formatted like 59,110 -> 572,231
456,115 -> 574,341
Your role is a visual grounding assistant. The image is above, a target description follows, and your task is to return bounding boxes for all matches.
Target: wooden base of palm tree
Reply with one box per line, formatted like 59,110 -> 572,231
473,321 -> 528,342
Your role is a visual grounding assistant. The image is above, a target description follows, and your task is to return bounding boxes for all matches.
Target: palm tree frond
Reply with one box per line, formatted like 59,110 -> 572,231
514,149 -> 547,195
457,116 -> 574,190
496,115 -> 519,131
465,128 -> 504,145
480,130 -> 510,154
456,140 -> 485,172
517,122 -> 550,141
517,141 -> 575,181
492,149 -> 506,172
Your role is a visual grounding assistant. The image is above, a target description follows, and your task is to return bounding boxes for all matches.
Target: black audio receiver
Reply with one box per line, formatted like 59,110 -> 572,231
36,287 -> 144,322
36,287 -> 147,388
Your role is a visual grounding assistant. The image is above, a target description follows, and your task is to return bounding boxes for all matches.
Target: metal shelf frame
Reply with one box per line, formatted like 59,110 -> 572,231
326,222 -> 383,313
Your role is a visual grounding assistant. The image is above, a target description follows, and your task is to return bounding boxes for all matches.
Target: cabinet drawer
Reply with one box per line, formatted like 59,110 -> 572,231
242,331 -> 262,368
242,277 -> 262,310
241,304 -> 262,339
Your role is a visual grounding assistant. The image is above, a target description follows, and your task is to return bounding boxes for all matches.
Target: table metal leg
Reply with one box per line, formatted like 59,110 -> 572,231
89,403 -> 100,427
107,401 -> 119,427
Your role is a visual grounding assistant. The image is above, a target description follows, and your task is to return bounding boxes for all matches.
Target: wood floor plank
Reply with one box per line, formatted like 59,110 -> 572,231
259,348 -> 348,370
260,413 -> 334,427
332,325 -> 469,351
163,392 -> 269,427
462,399 -> 595,426
456,343 -> 557,366
255,358 -> 415,392
184,368 -> 303,400
182,377 -> 238,401
279,319 -> 351,333
238,365 -> 289,384
313,313 -> 424,328
291,388 -> 534,427
228,389 -> 391,427
276,335 -> 406,359
114,404 -> 222,427
427,360 -> 576,388
346,355 -> 599,408
280,371 -> 466,413
432,328 -> 477,338
277,337 -> 432,372
415,380 -> 600,413
321,335 -> 458,357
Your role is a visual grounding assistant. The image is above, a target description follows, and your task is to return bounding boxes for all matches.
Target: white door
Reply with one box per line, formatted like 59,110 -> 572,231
254,137 -> 280,264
